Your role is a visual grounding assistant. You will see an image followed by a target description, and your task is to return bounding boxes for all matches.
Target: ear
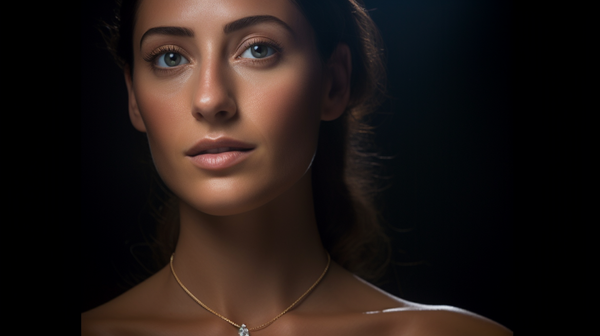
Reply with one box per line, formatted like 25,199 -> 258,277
321,43 -> 352,121
124,66 -> 147,132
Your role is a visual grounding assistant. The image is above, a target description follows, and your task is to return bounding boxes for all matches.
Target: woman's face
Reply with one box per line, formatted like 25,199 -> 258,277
127,0 -> 335,215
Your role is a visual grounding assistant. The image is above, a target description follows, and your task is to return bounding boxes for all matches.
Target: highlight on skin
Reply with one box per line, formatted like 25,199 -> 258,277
82,1 -> 512,335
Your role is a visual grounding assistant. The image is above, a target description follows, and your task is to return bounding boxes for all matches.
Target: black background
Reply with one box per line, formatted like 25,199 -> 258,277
82,0 -> 513,330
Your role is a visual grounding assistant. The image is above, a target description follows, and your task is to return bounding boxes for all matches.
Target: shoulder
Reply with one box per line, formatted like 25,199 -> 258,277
379,303 -> 512,336
81,311 -> 130,336
81,306 -> 134,336
81,293 -> 154,336
314,265 -> 512,336
81,267 -> 179,336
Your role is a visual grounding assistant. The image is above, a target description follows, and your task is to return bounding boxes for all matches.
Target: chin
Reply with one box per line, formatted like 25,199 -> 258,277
179,185 -> 278,218
182,171 -> 311,218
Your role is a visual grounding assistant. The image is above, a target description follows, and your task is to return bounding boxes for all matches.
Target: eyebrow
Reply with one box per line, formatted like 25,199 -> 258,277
223,15 -> 295,36
139,15 -> 294,49
139,26 -> 194,48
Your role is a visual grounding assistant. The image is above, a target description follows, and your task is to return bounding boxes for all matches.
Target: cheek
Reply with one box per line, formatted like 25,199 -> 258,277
243,64 -> 323,172
132,79 -> 191,177
128,54 -> 324,216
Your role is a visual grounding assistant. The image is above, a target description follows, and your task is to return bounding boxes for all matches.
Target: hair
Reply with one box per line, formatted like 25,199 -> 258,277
102,0 -> 390,282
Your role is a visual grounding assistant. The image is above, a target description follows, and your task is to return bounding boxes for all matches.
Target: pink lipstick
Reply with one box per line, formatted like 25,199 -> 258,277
185,137 -> 255,170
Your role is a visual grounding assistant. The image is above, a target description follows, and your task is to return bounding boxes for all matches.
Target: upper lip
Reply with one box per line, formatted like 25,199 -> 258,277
185,137 -> 255,156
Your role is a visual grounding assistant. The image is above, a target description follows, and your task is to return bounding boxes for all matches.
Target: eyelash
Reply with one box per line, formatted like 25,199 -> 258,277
237,38 -> 283,63
141,38 -> 283,72
143,45 -> 188,67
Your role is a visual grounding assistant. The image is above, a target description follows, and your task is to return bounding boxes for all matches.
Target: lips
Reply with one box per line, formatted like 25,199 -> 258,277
185,137 -> 255,155
185,137 -> 255,170
200,147 -> 253,154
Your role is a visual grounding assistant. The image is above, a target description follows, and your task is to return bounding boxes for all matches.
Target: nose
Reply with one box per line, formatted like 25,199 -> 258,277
191,60 -> 237,123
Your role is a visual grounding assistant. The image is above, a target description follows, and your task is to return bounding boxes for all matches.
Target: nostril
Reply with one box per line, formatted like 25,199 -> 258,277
215,110 -> 229,118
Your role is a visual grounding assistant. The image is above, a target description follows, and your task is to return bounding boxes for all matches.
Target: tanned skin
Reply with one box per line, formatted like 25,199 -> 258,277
82,1 -> 512,335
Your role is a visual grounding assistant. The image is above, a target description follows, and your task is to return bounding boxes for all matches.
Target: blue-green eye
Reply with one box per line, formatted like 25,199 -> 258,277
156,52 -> 189,67
241,44 -> 276,59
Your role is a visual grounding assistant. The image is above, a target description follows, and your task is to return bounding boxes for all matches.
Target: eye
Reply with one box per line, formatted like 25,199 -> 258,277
240,44 -> 276,59
155,52 -> 189,67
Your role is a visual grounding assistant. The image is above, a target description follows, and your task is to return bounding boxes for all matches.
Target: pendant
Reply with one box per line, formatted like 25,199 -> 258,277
238,324 -> 249,336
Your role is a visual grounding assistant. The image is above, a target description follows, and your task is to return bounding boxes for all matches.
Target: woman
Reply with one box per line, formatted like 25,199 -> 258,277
82,0 -> 512,335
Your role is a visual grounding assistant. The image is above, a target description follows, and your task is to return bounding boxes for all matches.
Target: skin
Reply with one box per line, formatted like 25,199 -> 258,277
81,0 -> 512,335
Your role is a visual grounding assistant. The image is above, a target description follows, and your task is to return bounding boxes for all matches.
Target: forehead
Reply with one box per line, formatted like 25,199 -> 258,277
134,0 -> 308,40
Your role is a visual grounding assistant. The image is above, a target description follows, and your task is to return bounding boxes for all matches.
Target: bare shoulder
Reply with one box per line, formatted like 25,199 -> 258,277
81,267 -> 177,336
81,287 -> 150,336
316,264 -> 512,336
378,302 -> 513,336
350,282 -> 512,336
81,301 -> 135,336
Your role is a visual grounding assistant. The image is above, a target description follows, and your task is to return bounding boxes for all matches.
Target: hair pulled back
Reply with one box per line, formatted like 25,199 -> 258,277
103,0 -> 390,282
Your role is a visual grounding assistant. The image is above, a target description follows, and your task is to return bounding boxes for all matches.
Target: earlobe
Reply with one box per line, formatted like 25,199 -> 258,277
321,43 -> 352,121
124,66 -> 147,132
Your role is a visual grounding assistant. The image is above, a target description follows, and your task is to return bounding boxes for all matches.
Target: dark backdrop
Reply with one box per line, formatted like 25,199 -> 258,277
82,0 -> 513,330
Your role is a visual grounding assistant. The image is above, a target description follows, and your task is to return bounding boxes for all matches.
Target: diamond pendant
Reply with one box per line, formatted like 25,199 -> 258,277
238,324 -> 249,336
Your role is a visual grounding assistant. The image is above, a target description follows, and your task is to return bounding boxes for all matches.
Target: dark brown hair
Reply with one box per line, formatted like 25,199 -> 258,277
103,0 -> 390,282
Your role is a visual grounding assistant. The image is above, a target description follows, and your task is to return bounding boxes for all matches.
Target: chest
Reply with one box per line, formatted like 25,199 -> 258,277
105,313 -> 401,336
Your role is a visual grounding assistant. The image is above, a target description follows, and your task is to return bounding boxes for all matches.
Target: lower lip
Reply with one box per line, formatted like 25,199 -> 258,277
187,150 -> 253,170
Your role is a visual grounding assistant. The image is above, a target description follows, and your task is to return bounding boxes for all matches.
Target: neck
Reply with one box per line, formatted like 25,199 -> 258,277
170,172 -> 328,326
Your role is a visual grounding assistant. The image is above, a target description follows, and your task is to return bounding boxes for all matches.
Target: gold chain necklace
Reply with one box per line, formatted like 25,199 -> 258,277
169,252 -> 331,336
